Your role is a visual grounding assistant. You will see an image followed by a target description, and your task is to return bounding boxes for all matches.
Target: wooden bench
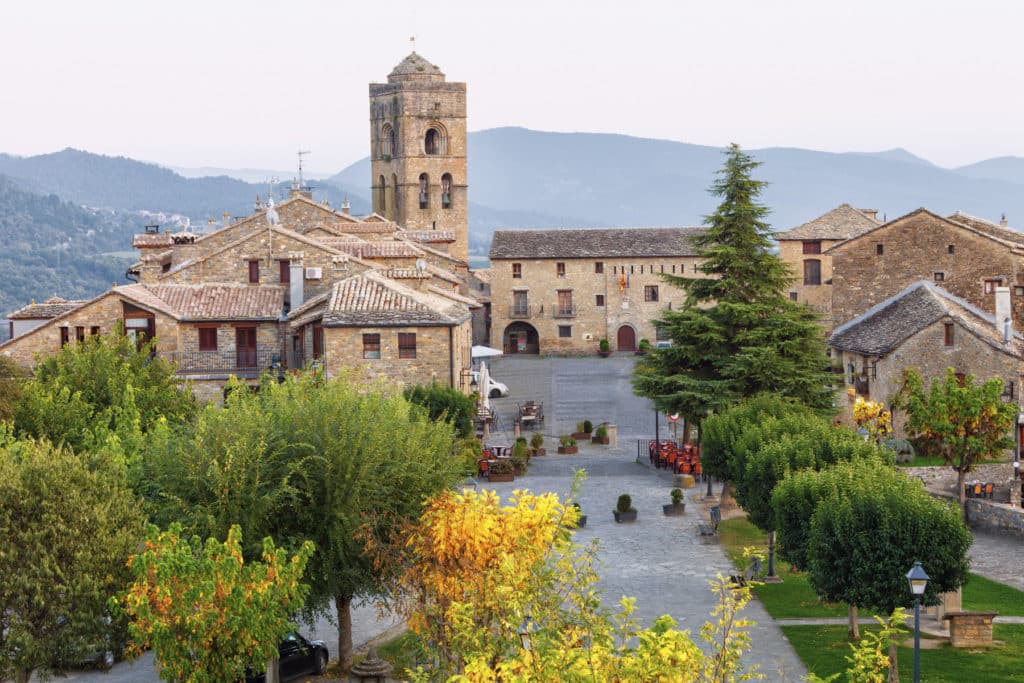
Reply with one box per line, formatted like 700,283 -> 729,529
699,505 -> 721,544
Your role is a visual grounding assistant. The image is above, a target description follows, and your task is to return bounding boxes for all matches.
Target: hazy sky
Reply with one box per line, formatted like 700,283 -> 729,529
3,0 -> 1021,173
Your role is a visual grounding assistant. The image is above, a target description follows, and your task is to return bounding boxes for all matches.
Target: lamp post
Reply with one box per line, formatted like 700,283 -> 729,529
906,561 -> 930,683
518,614 -> 538,652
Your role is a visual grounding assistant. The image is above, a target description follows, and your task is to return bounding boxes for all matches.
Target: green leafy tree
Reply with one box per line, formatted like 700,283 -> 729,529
404,382 -> 477,438
895,367 -> 1016,510
144,373 -> 464,669
0,435 -> 144,683
14,332 -> 196,454
807,470 -> 971,680
633,144 -> 835,430
122,524 -> 313,683
0,355 -> 27,424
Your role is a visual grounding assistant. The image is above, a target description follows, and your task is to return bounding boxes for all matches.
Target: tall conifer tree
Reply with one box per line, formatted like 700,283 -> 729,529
633,144 -> 835,427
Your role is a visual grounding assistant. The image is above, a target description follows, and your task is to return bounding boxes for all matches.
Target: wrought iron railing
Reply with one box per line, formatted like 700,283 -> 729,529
552,305 -> 577,318
508,305 -> 531,319
165,349 -> 279,377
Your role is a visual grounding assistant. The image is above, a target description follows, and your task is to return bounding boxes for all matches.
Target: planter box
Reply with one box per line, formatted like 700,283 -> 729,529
598,350 -> 612,357
557,446 -> 579,454
663,503 -> 686,516
488,472 -> 515,483
571,515 -> 588,529
591,436 -> 610,445
529,447 -> 547,457
571,431 -> 591,440
613,510 -> 638,523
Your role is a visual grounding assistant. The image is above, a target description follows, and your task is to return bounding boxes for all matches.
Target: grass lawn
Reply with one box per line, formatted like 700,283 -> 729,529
375,630 -> 422,678
963,572 -> 1024,616
783,624 -> 1024,682
895,454 -> 948,467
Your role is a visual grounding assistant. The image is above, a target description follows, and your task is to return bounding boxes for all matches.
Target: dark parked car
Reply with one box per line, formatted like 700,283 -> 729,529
246,632 -> 329,682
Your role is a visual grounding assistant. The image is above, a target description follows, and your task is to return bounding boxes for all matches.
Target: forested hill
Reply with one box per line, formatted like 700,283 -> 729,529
0,175 -> 142,316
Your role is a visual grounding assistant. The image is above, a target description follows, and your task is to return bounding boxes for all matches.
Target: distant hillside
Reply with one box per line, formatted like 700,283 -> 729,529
0,175 -> 142,314
332,128 -> 1024,249
0,149 -> 370,222
954,156 -> 1024,186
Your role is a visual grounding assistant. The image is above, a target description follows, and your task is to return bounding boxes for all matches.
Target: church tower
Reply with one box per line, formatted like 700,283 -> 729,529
370,52 -> 468,262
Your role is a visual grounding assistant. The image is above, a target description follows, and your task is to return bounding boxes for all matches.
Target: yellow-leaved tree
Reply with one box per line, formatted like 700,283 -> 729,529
371,477 -> 762,682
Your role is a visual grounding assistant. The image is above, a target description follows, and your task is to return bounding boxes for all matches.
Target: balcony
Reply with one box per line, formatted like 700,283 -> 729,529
552,305 -> 577,318
165,349 -> 279,378
508,304 -> 531,319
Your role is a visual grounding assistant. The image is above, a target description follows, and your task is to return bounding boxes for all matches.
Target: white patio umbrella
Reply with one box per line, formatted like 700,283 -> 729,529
480,360 -> 491,442
472,345 -> 503,359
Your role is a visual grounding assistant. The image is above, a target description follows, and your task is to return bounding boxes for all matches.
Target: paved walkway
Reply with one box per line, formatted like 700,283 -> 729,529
967,531 -> 1024,591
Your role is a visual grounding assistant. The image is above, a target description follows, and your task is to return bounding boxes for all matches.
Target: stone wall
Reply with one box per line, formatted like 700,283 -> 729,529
490,256 -> 703,355
905,465 -> 1024,538
831,211 -> 1024,329
777,238 -> 843,328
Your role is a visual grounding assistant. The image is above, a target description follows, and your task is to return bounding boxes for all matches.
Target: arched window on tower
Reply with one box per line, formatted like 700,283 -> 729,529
391,174 -> 399,218
425,127 -> 442,155
377,175 -> 386,214
419,173 -> 430,209
380,124 -> 395,158
441,173 -> 452,209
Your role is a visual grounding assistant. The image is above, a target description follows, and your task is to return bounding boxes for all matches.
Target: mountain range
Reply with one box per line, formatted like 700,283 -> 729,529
2,127 -> 1024,320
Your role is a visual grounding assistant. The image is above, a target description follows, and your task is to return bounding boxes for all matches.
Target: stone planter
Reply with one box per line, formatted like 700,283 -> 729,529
558,446 -> 579,455
613,510 -> 637,523
591,436 -> 610,445
662,503 -> 686,516
598,350 -> 612,357
529,447 -> 547,457
488,472 -> 515,483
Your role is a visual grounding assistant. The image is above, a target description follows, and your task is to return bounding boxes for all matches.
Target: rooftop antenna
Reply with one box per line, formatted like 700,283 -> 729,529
267,176 -> 279,203
410,35 -> 416,52
297,150 -> 311,190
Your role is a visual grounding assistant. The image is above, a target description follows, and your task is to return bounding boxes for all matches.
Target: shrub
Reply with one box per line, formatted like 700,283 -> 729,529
582,420 -> 593,433
530,432 -> 544,449
599,338 -> 610,352
489,458 -> 515,475
404,383 -> 476,438
670,488 -> 683,506
594,423 -> 608,440
616,494 -> 635,513
559,435 -> 577,448
511,439 -> 529,460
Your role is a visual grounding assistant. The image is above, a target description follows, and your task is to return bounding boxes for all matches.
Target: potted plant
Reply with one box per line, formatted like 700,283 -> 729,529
570,502 -> 587,529
511,439 -> 530,475
598,339 -> 612,357
487,458 -> 515,483
635,338 -> 653,356
613,493 -> 637,523
592,423 -> 610,445
572,421 -> 592,440
530,432 -> 546,457
557,435 -> 578,455
663,488 -> 686,516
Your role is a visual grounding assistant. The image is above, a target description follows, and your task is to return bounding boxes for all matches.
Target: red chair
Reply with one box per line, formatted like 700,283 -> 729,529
973,482 -> 983,498
477,459 -> 491,477
984,482 -> 995,499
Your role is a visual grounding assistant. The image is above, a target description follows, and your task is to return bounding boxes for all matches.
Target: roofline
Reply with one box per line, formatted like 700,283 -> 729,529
825,207 -> 1023,254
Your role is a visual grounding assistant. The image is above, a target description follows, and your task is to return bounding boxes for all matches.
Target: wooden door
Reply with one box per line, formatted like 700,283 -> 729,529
616,325 -> 636,352
236,327 -> 257,368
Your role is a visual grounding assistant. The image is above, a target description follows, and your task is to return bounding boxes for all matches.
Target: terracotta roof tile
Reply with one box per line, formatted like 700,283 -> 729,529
8,296 -> 87,320
489,227 -> 705,259
777,204 -> 881,241
114,284 -> 284,321
400,230 -> 456,243
327,241 -> 425,259
132,233 -> 174,248
947,211 -> 1024,246
322,271 -> 469,327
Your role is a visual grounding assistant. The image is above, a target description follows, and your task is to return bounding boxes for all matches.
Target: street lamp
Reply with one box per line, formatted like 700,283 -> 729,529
518,614 -> 538,651
906,561 -> 930,683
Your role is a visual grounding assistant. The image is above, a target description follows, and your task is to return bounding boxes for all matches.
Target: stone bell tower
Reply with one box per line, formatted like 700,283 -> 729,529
369,52 -> 468,262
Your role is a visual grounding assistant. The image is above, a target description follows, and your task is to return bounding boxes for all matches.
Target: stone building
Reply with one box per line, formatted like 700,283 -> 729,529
829,280 -> 1024,434
7,296 -> 87,339
488,228 -> 704,354
775,204 -> 880,329
369,52 -> 468,262
829,208 -> 1024,330
0,52 -> 480,401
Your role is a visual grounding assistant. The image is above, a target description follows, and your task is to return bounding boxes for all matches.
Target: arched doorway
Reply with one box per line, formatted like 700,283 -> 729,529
616,325 -> 636,352
503,322 -> 540,354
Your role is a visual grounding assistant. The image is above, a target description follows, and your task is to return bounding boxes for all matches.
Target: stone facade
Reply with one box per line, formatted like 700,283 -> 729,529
369,53 -> 468,262
489,228 -> 704,355
946,612 -> 998,648
830,209 -> 1024,329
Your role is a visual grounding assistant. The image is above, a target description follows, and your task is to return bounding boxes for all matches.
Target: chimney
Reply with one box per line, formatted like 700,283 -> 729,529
341,198 -> 351,215
995,286 -> 1012,342
1000,213 -> 1009,227
859,208 -> 879,221
222,212 -> 230,230
289,252 -> 305,310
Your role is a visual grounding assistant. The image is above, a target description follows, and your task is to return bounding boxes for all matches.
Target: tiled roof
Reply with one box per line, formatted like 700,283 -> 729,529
489,227 -> 705,259
427,285 -> 481,307
328,241 -> 424,259
777,204 -> 881,241
322,271 -> 470,327
333,222 -> 400,234
8,296 -> 87,320
401,230 -> 456,243
470,268 -> 491,283
947,211 -> 1024,247
132,233 -> 174,248
114,284 -> 284,321
829,281 -> 1023,356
